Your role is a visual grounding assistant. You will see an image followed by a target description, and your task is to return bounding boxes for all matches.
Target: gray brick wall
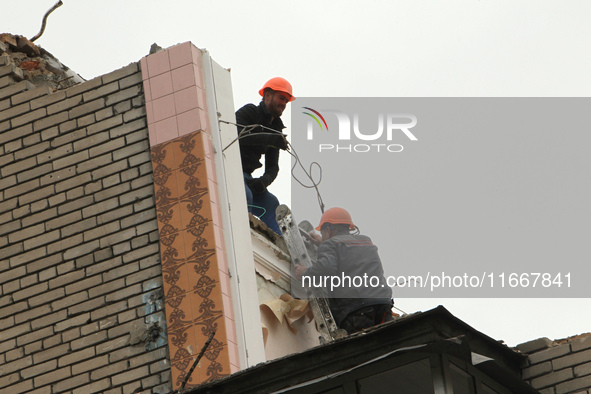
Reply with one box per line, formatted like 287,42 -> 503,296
0,61 -> 171,393
520,335 -> 591,394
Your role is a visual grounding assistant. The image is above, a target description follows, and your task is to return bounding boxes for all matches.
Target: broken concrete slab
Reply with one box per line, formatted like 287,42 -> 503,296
0,33 -> 17,47
17,36 -> 41,57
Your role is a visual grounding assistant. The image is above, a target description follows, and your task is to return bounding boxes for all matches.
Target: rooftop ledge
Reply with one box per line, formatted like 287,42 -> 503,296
250,213 -> 291,292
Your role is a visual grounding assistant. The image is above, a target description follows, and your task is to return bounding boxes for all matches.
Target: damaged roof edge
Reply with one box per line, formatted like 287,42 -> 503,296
249,213 -> 290,256
188,306 -> 528,393
1,32 -> 85,91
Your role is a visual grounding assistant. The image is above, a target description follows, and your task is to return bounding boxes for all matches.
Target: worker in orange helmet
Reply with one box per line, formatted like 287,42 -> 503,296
235,77 -> 295,235
295,207 -> 394,334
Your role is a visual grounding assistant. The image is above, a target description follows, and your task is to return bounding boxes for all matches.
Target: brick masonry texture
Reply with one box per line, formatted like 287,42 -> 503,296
0,62 -> 171,393
522,334 -> 591,393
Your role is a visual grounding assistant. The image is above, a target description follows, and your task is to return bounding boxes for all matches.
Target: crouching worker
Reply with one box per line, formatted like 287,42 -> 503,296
295,207 -> 393,334
235,77 -> 295,235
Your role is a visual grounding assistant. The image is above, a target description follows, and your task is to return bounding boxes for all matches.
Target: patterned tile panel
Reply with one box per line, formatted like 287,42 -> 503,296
145,42 -> 238,390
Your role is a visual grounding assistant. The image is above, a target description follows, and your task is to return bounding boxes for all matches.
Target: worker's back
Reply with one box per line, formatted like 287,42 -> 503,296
317,233 -> 392,326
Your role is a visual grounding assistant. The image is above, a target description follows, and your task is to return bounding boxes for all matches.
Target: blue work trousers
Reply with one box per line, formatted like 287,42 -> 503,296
243,173 -> 282,235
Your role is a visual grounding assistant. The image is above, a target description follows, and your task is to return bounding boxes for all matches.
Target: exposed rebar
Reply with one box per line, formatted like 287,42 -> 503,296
30,1 -> 64,43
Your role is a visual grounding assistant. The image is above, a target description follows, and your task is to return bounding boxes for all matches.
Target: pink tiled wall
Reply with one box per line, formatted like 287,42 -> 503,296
141,43 -> 210,145
140,42 -> 239,390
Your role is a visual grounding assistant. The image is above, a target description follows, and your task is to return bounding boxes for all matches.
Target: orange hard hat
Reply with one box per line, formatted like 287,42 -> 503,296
316,207 -> 355,231
258,77 -> 295,102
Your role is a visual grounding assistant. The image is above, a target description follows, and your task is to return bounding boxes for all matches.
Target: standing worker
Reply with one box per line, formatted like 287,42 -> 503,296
295,207 -> 393,334
235,77 -> 295,235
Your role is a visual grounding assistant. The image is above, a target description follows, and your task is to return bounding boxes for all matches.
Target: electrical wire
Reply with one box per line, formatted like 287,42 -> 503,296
248,204 -> 267,218
286,141 -> 325,214
219,120 -> 286,152
219,119 -> 326,215
220,123 -> 260,152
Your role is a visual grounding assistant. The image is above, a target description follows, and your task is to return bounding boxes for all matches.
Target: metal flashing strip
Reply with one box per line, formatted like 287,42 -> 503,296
271,343 -> 430,393
201,48 -> 266,367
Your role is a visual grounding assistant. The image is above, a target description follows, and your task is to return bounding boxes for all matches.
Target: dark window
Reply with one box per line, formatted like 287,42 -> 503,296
449,362 -> 476,394
357,358 -> 434,394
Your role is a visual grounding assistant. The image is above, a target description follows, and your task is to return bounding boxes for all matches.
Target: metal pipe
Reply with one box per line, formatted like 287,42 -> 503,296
30,1 -> 63,43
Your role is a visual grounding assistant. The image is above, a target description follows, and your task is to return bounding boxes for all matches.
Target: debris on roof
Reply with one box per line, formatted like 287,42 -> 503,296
0,32 -> 84,91
515,332 -> 591,354
554,332 -> 591,346
249,213 -> 289,254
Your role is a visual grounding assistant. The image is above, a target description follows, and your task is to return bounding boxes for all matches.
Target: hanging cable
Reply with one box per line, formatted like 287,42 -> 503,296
218,118 -> 326,214
219,120 -> 287,152
220,123 -> 260,152
286,141 -> 325,214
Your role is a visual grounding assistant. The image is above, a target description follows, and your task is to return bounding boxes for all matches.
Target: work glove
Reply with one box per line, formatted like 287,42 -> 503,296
247,178 -> 266,194
270,134 -> 288,150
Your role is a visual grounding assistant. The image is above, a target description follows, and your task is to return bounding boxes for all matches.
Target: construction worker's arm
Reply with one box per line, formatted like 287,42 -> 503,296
307,232 -> 322,246
235,104 -> 273,149
261,147 -> 280,185
294,264 -> 307,280
243,147 -> 279,193
235,104 -> 287,151
235,104 -> 258,134
235,104 -> 285,193
300,241 -> 339,280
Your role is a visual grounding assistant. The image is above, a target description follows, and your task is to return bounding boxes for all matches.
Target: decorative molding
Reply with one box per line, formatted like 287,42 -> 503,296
251,230 -> 291,293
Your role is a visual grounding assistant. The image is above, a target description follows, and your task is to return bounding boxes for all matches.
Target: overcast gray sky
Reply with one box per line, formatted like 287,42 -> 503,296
4,0 -> 590,347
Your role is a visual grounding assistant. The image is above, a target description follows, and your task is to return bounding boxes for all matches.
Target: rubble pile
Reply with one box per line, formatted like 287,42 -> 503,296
0,32 -> 84,90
